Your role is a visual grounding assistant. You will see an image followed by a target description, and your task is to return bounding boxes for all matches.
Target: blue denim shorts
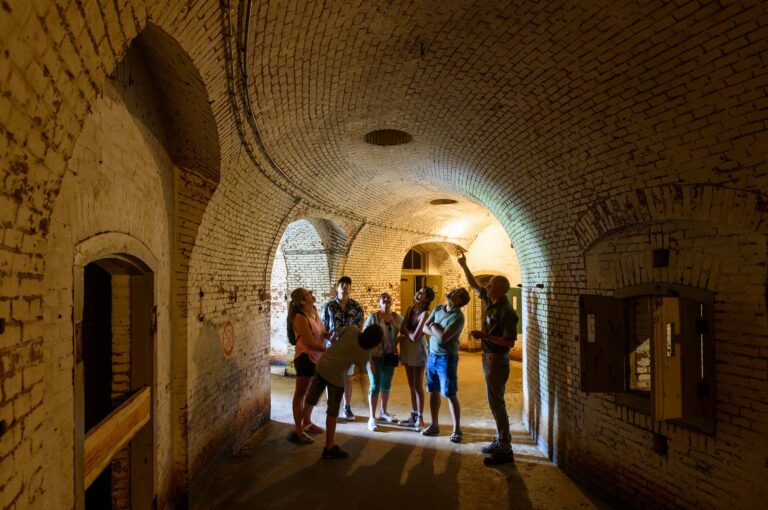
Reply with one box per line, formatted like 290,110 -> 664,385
426,353 -> 459,397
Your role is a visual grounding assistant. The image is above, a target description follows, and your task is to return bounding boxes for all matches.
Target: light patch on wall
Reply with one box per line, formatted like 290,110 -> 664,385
439,220 -> 470,239
463,222 -> 521,284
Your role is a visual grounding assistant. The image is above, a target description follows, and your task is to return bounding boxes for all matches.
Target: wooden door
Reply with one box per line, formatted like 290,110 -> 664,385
425,275 -> 443,306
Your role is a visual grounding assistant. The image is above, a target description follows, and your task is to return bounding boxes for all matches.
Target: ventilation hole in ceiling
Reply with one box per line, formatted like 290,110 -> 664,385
429,199 -> 458,205
364,129 -> 413,146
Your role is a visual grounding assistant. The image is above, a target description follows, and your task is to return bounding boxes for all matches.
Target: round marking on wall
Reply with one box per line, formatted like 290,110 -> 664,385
363,129 -> 413,146
221,322 -> 235,357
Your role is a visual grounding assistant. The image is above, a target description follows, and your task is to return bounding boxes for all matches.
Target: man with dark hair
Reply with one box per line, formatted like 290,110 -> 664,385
304,324 -> 383,459
457,252 -> 519,465
321,276 -> 365,420
420,287 -> 470,443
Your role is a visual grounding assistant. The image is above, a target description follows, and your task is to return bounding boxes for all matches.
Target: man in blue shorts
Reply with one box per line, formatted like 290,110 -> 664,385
420,287 -> 470,443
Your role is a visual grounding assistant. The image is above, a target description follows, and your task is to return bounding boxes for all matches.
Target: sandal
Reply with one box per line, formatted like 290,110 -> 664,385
420,424 -> 440,436
304,423 -> 324,434
289,431 -> 314,445
449,430 -> 463,443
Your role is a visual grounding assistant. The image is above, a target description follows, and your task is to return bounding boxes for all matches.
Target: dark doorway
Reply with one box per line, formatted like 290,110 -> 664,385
83,264 -> 113,509
77,256 -> 155,510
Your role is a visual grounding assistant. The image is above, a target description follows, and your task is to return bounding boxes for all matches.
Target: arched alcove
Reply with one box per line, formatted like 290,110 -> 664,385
269,218 -> 347,369
38,21 -> 222,508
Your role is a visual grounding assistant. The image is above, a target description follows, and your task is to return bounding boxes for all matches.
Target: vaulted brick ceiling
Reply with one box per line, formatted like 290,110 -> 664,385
244,0 -> 765,248
245,0 -> 557,237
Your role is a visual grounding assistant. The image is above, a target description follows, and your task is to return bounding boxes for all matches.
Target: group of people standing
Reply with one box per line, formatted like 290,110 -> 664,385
287,253 -> 519,465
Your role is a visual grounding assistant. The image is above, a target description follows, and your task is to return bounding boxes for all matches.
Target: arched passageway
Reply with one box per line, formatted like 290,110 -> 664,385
269,218 -> 347,368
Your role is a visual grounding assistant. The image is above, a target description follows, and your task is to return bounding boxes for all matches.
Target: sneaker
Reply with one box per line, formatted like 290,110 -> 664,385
322,445 -> 349,459
484,447 -> 514,465
414,415 -> 423,429
379,411 -> 396,423
399,412 -> 418,427
481,439 -> 500,454
368,418 -> 378,431
343,406 -> 355,421
420,424 -> 440,436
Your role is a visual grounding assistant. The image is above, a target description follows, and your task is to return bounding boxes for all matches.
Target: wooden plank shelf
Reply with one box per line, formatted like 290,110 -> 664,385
84,386 -> 151,489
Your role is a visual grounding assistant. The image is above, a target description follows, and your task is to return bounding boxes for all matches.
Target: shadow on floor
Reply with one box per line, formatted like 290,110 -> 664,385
193,356 -> 610,510
193,420 -> 536,510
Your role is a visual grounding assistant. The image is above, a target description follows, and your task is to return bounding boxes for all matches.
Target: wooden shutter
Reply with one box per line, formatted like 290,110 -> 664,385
652,297 -> 683,420
680,298 -> 715,431
579,295 -> 627,392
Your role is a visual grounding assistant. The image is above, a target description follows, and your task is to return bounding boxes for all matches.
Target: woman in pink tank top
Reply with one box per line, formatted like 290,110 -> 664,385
289,288 -> 329,444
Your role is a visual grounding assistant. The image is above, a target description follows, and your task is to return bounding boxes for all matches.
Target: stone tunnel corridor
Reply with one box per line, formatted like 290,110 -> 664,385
1,1 -> 767,510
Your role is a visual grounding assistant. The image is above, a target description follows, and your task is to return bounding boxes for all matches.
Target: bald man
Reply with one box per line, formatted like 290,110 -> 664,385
458,252 -> 519,465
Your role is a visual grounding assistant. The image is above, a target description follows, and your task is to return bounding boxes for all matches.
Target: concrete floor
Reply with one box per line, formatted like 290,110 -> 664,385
192,352 -> 611,509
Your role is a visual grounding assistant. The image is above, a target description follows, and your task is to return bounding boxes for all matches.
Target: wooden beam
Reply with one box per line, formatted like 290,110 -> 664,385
84,386 -> 151,489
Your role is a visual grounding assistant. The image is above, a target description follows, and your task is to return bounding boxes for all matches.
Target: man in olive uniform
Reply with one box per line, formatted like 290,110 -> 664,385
458,252 -> 519,465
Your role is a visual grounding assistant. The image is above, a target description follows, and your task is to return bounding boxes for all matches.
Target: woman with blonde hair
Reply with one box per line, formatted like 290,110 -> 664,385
398,286 -> 435,429
288,287 -> 329,444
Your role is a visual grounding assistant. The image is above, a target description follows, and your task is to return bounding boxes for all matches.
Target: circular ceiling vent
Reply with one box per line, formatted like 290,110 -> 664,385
364,129 -> 413,146
429,199 -> 458,205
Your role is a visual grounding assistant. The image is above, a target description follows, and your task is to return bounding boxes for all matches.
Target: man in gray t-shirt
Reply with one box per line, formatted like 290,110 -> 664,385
458,252 -> 518,465
420,287 -> 470,443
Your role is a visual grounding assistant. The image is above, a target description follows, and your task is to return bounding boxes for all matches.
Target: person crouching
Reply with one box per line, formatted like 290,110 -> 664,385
303,323 -> 384,459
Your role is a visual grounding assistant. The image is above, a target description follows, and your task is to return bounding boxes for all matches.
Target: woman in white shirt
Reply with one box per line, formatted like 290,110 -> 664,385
364,293 -> 403,431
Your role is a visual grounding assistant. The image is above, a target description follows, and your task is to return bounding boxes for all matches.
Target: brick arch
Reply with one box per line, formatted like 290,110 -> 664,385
73,232 -> 158,271
134,23 -> 222,183
39,45 -> 179,504
583,220 -> 764,293
262,200 -> 359,290
343,223 -> 473,315
269,217 -> 346,363
279,220 -> 333,296
573,184 -> 768,253
12,7 -> 234,506
1,2 -> 231,244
